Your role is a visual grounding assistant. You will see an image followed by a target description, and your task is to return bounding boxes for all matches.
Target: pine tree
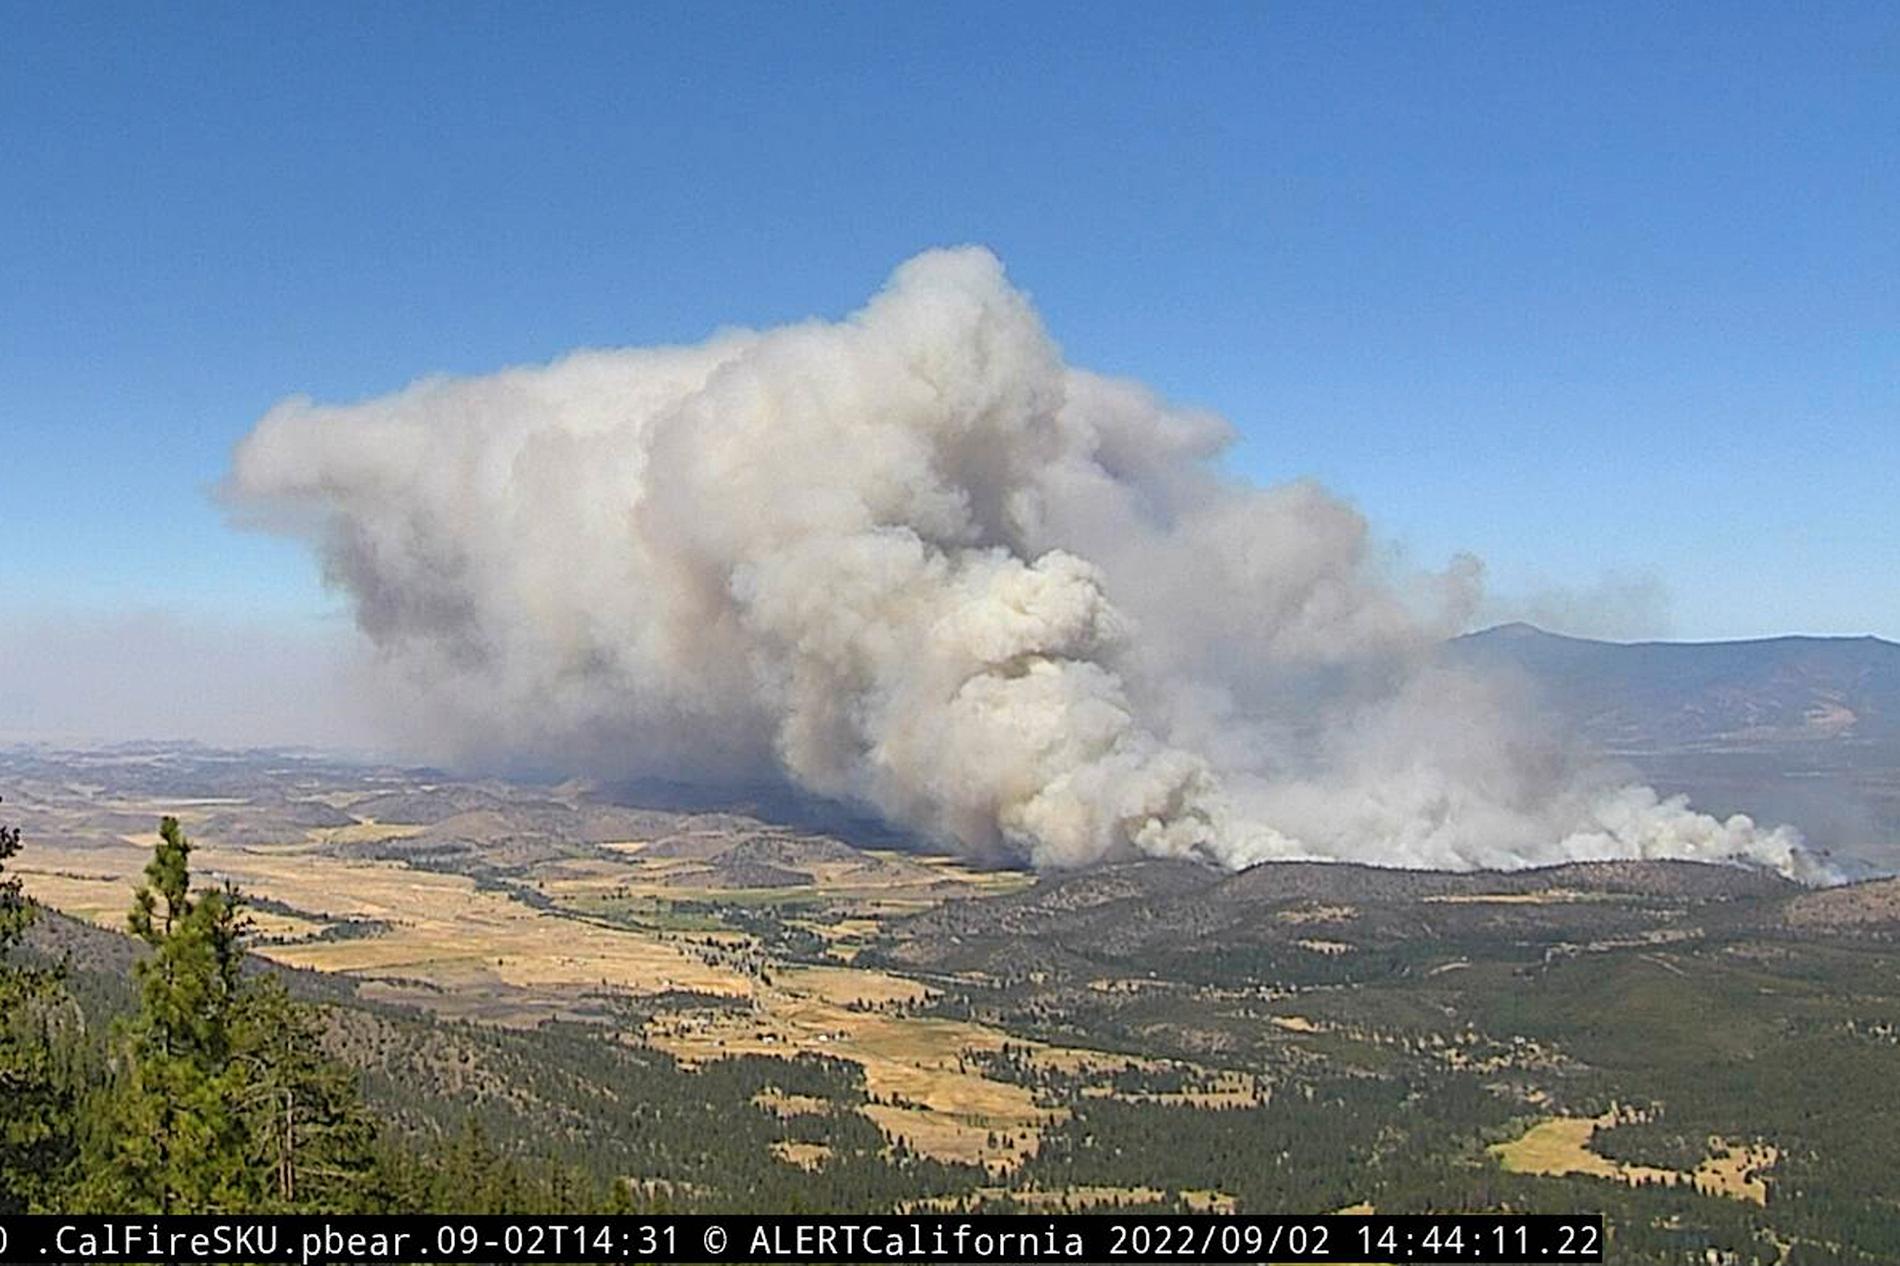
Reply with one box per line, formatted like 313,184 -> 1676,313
226,978 -> 380,1211
0,797 -> 79,1212
81,817 -> 393,1213
85,817 -> 254,1211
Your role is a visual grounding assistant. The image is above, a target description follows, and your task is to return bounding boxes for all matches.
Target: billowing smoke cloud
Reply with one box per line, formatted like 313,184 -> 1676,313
227,248 -> 1833,883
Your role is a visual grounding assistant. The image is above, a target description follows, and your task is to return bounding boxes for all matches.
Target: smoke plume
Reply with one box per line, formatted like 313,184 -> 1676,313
227,248 -> 1832,883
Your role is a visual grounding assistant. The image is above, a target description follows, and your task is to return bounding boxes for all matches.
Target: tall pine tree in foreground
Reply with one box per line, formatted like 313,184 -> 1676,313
85,816 -> 252,1211
84,816 -> 380,1212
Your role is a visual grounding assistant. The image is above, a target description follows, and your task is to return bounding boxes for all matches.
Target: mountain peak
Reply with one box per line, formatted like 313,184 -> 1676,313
1475,620 -> 1552,639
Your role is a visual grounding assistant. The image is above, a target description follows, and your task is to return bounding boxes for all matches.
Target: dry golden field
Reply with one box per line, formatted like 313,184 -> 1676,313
1490,1111 -> 1775,1205
646,962 -> 1061,1170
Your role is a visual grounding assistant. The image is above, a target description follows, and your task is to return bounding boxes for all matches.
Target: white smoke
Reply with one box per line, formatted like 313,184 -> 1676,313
227,247 -> 1833,883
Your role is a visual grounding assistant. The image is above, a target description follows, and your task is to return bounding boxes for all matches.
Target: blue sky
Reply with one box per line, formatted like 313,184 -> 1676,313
4,1 -> 1896,654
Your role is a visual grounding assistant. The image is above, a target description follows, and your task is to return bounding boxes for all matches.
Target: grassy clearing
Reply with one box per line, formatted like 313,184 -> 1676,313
1491,1112 -> 1774,1205
770,1141 -> 832,1170
649,976 -> 1056,1171
1693,1141 -> 1777,1204
1079,1068 -> 1261,1108
753,1090 -> 831,1117
1275,904 -> 1358,924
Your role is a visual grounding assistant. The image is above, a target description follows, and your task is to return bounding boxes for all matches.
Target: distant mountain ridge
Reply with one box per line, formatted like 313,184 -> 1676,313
1448,623 -> 1900,875
1450,622 -> 1900,754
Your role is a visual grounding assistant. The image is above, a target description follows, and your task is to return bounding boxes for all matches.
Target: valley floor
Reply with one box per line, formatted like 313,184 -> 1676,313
8,743 -> 1899,1265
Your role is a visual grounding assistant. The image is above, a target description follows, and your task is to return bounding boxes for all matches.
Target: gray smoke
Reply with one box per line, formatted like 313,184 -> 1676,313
227,248 -> 1832,883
